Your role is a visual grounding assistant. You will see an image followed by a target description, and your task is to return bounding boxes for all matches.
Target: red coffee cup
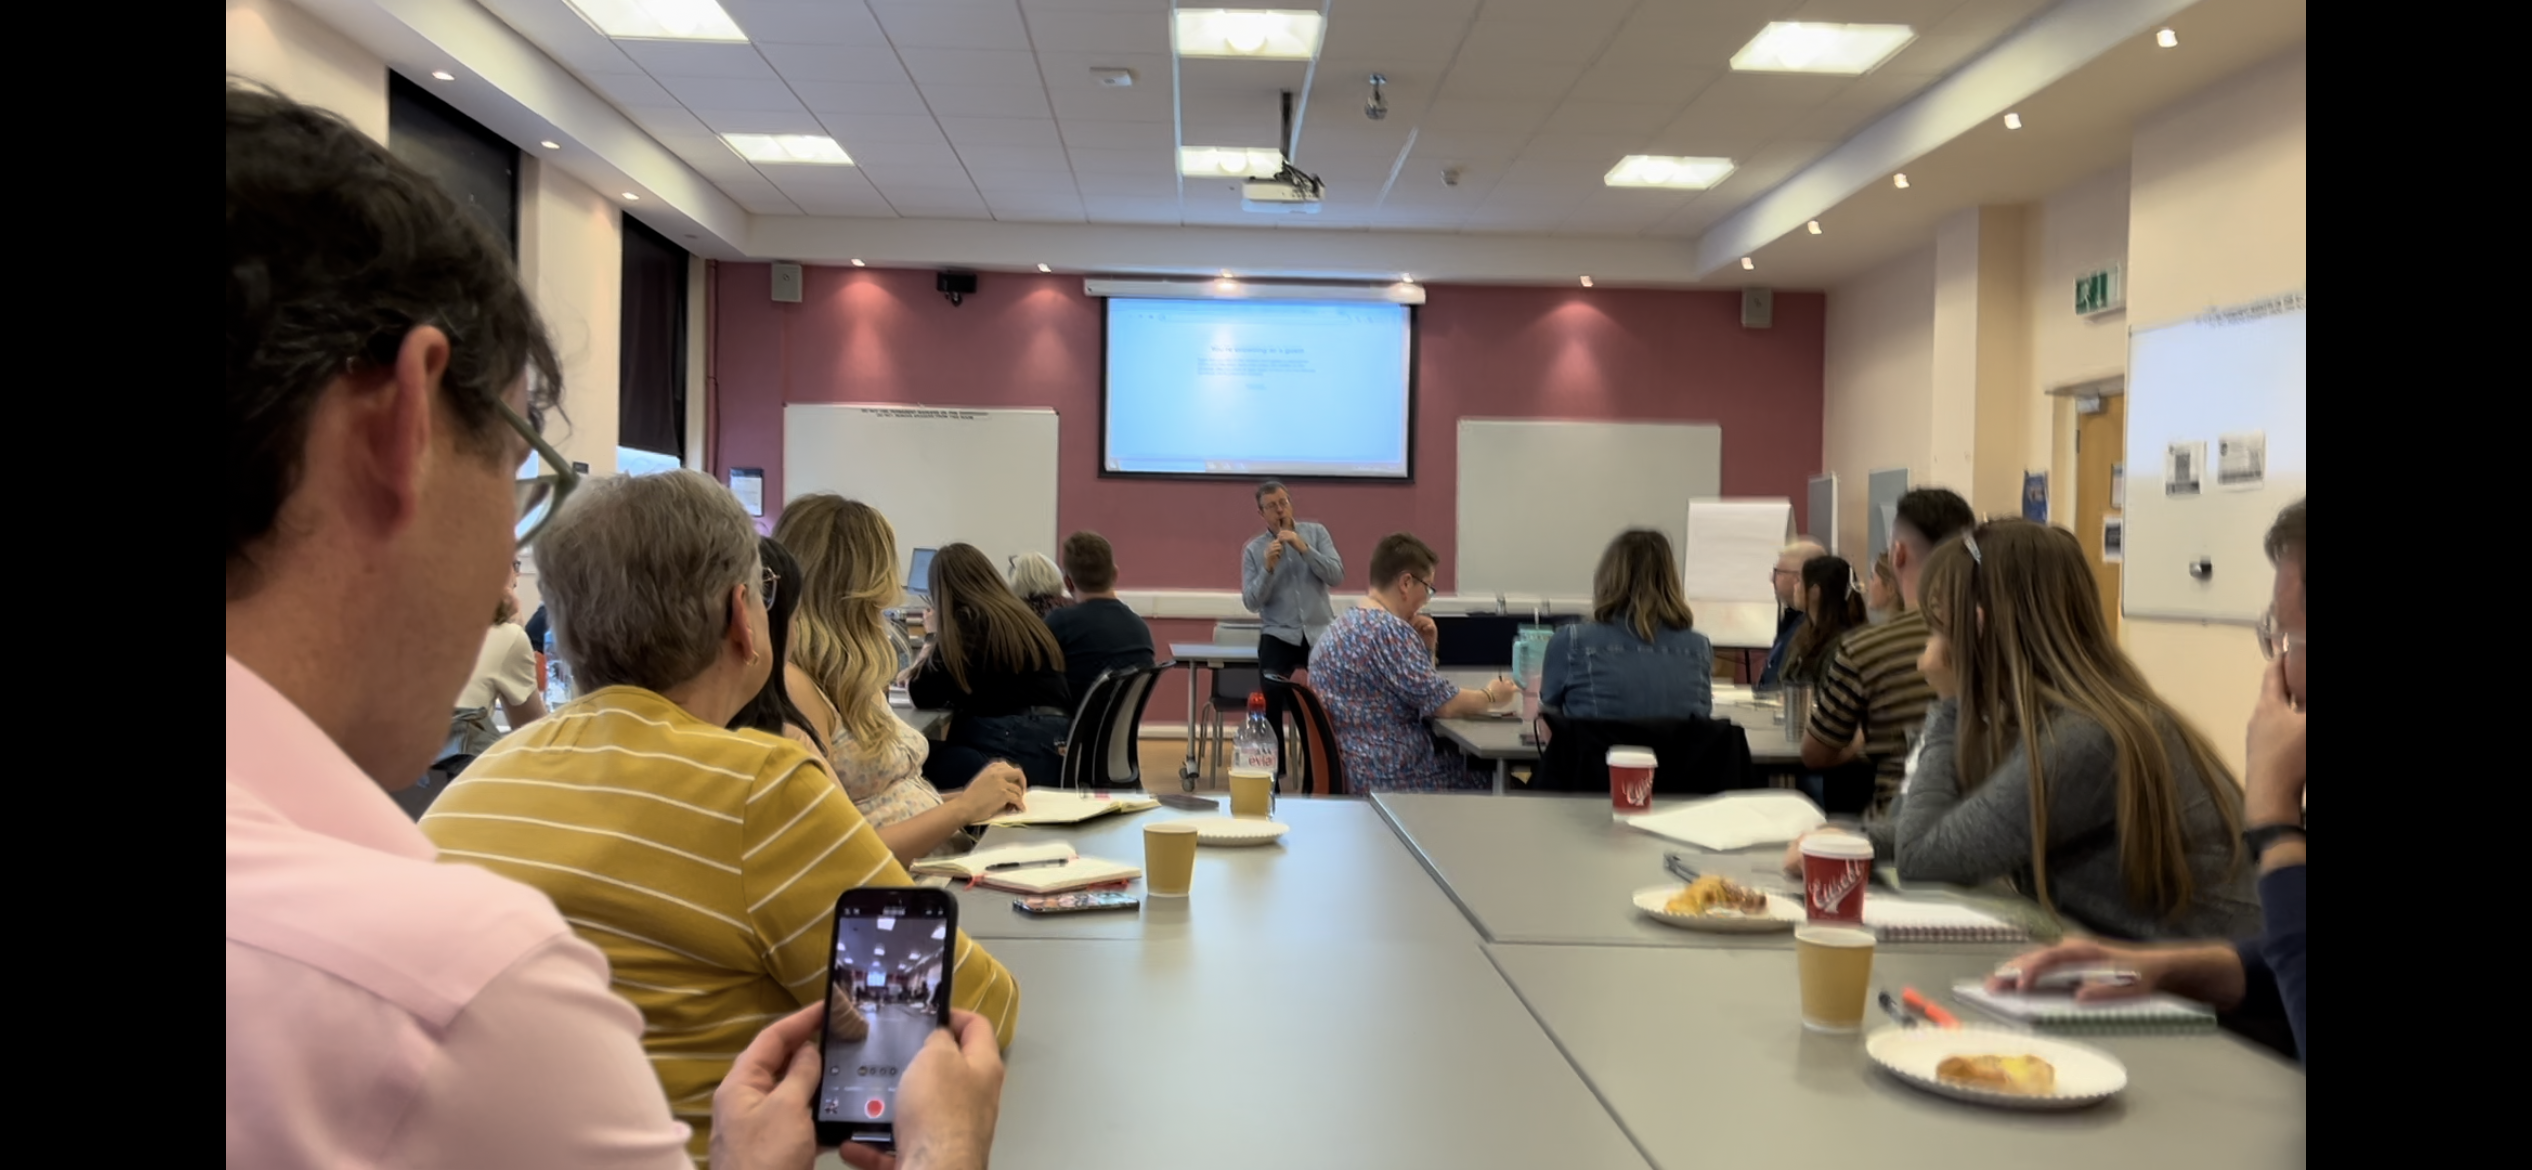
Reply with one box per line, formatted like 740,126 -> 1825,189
1607,747 -> 1656,819
1800,832 -> 1873,925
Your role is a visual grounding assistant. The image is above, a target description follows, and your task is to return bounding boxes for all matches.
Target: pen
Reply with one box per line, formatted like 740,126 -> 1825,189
1878,990 -> 1919,1028
984,858 -> 1068,872
1901,987 -> 1959,1028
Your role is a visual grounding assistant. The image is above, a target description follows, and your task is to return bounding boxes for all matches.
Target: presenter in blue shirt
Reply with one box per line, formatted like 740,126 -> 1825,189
1241,481 -> 1343,777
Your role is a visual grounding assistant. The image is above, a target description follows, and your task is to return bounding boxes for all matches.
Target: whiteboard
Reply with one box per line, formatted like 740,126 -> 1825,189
783,405 -> 1060,582
1684,498 -> 1794,649
2123,293 -> 2306,621
1454,419 -> 1722,603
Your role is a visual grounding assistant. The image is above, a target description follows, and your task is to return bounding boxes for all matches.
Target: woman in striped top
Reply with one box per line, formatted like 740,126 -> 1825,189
421,472 -> 1019,1164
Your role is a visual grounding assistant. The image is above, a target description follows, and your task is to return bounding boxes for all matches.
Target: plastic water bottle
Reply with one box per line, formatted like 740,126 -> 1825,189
1233,692 -> 1277,775
543,628 -> 572,707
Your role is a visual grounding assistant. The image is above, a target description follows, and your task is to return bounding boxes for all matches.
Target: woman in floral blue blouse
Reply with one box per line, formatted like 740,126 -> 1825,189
1307,533 -> 1523,792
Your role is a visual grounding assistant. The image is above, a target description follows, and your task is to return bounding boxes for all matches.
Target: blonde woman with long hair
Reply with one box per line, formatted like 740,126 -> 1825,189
1538,528 -> 1714,721
775,496 -> 1026,863
1896,519 -> 2256,940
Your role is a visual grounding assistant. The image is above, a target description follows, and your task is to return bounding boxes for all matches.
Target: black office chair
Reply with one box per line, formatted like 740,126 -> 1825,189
1797,759 -> 1881,817
1532,712 -> 1756,796
1059,661 -> 1171,789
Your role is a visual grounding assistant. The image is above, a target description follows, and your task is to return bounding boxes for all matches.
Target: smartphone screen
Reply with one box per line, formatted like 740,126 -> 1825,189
814,887 -> 956,1149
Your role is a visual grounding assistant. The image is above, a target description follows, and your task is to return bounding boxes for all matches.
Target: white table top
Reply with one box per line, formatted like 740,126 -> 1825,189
1433,700 -> 1805,765
1487,943 -> 2306,1169
1165,642 -> 1261,664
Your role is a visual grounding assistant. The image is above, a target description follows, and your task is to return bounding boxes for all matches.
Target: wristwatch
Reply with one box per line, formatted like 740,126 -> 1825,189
2242,822 -> 2306,861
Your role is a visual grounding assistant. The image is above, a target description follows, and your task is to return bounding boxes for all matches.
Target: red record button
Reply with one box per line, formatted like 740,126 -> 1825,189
864,1097 -> 885,1119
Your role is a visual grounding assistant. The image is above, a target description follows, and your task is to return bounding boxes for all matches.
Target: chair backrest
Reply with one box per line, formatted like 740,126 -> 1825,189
1062,660 -> 1172,789
1210,665 -> 1262,708
1271,674 -> 1347,796
1535,712 -> 1754,796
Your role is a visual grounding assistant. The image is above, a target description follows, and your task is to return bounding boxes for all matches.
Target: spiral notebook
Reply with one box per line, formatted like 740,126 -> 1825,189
1860,897 -> 2028,943
1950,980 -> 2218,1035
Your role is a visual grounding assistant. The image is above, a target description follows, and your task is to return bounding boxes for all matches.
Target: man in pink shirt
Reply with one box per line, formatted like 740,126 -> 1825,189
224,84 -> 1003,1169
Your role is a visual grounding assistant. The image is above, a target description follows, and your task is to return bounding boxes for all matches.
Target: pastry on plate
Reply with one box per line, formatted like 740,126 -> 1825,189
1662,874 -> 1771,917
1935,1054 -> 2057,1096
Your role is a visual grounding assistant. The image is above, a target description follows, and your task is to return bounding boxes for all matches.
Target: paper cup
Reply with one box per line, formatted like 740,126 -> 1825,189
1795,926 -> 1876,1032
1143,823 -> 1199,897
1228,768 -> 1274,819
1607,747 -> 1657,819
1800,832 -> 1873,925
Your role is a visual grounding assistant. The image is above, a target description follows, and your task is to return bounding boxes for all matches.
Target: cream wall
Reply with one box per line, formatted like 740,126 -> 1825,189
2025,164 -> 2133,527
2121,44 -> 2306,776
225,0 -> 387,142
1970,206 -> 2031,520
1928,211 -> 1981,497
1822,244 -> 1935,555
521,157 -> 625,479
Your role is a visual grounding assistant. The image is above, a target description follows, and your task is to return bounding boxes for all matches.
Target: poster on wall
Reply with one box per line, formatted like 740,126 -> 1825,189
2022,471 -> 2048,522
2217,431 -> 2267,490
2164,441 -> 2205,498
2102,516 -> 2125,563
729,467 -> 766,516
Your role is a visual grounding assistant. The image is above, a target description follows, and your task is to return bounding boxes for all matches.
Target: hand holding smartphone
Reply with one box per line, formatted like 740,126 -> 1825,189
816,887 -> 957,1153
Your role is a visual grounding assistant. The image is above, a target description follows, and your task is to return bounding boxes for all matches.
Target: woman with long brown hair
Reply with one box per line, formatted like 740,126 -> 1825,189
1538,528 -> 1714,721
1896,519 -> 2256,940
908,542 -> 1072,789
775,497 -> 1027,862
1779,554 -> 1865,685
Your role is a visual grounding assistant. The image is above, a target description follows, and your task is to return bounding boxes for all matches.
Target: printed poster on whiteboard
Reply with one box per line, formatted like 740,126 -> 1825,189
2217,431 -> 2266,491
2164,440 -> 2205,498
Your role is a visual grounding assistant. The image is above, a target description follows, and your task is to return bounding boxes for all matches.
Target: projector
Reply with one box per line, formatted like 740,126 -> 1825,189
1242,176 -> 1323,214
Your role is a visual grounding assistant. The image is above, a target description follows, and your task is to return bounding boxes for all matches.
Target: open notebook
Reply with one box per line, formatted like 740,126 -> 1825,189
1951,980 -> 2217,1035
1860,898 -> 2028,943
980,791 -> 1160,828
909,842 -> 1142,894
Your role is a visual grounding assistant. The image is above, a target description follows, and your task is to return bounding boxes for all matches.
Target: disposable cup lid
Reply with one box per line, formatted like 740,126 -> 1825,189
1801,832 -> 1873,859
1606,747 -> 1658,768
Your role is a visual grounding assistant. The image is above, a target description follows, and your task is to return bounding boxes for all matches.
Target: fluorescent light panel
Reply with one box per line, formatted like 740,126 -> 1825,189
566,0 -> 748,42
724,133 -> 853,165
1173,10 -> 1326,60
1730,23 -> 1915,74
1603,155 -> 1736,189
1179,146 -> 1284,178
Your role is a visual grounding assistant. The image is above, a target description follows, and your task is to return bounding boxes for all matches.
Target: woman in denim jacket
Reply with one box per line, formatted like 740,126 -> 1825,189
1540,529 -> 1715,721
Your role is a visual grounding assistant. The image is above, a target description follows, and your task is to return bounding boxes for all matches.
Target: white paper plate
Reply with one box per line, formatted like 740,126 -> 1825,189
1864,1026 -> 2128,1110
1180,816 -> 1290,847
1631,884 -> 1800,933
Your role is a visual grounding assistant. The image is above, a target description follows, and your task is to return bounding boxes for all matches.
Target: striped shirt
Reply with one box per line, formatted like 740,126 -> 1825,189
1807,609 -> 1935,814
421,686 -> 1019,1164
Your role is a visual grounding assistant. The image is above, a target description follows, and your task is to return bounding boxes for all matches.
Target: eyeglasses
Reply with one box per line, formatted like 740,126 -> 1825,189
502,398 -> 580,549
1407,572 -> 1435,595
759,567 -> 781,611
2254,604 -> 2303,660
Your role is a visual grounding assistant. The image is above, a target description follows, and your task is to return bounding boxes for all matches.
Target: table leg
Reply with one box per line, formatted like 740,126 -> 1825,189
1494,759 -> 1508,796
1178,662 -> 1201,788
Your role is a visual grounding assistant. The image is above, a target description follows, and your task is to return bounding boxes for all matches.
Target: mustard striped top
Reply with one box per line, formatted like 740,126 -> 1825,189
421,687 -> 1019,1164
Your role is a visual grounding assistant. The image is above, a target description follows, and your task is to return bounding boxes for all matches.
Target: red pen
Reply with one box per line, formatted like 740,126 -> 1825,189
1901,987 -> 1960,1028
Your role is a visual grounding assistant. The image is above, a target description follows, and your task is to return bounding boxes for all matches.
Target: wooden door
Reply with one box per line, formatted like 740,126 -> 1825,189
2074,393 -> 2126,637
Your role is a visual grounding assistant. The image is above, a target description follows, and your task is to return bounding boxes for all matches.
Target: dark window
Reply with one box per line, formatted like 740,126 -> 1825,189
386,72 -> 518,256
619,215 -> 690,458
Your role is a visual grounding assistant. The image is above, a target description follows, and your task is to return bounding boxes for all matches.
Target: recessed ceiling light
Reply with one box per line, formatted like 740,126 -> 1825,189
850,258 -> 866,267
1037,263 -> 1052,273
622,192 -> 641,200
1602,155 -> 1737,190
430,71 -> 455,81
1579,276 -> 1594,288
1179,146 -> 1284,179
539,140 -> 562,150
1892,173 -> 1910,189
723,133 -> 853,165
1730,23 -> 1915,74
1741,257 -> 1756,271
2156,28 -> 2178,48
1173,10 -> 1326,60
1807,220 -> 1822,235
564,0 -> 748,43
2002,112 -> 2022,130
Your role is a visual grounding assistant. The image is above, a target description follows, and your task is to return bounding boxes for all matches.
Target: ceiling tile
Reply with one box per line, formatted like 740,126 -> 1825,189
956,145 -> 1075,173
619,41 -> 778,80
901,205 -> 994,220
869,0 -> 1031,50
1510,132 -> 1643,166
920,85 -> 1053,118
722,1 -> 888,45
1928,0 -> 2054,43
657,76 -> 805,112
867,182 -> 986,203
818,113 -> 952,146
1053,120 -> 1173,150
757,43 -> 911,84
1048,78 -> 1173,122
586,72 -> 678,107
937,116 -> 1066,148
1692,72 -> 1854,110
845,141 -> 968,170
796,82 -> 935,116
857,164 -> 978,188
968,167 -> 1077,193
1534,101 -> 1683,139
622,105 -> 715,138
1651,99 -> 1810,152
767,167 -> 880,194
1455,17 -> 1628,65
1032,51 -> 1173,90
1084,197 -> 1184,224
899,48 -> 1042,86
1313,17 -> 1468,65
1024,11 -> 1172,53
1071,172 -> 1179,197
692,107 -> 829,134
476,0 -> 640,75
1409,131 -> 1527,164
983,198 -> 1088,223
792,197 -> 900,216
735,192 -> 806,214
1434,64 -> 1584,103
1419,99 -> 1554,137
1064,146 -> 1174,178
1567,64 -> 1721,106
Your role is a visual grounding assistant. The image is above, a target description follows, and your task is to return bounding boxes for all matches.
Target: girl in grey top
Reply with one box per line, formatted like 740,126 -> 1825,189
1895,521 -> 2258,942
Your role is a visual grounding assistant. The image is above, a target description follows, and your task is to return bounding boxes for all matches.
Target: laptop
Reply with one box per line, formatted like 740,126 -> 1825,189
907,547 -> 937,602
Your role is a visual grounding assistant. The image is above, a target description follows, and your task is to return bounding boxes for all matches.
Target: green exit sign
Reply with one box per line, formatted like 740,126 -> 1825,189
2075,264 -> 2124,317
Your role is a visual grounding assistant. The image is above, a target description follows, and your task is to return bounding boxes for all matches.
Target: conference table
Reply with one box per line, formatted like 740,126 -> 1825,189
1434,693 -> 1807,795
809,792 -> 2302,1170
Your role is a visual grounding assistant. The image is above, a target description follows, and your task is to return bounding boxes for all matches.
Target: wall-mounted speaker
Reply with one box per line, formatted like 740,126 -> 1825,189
770,261 -> 803,303
936,270 -> 977,307
1741,287 -> 1773,329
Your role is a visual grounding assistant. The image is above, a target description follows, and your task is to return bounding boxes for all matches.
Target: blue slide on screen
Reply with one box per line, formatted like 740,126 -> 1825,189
1103,298 -> 1412,477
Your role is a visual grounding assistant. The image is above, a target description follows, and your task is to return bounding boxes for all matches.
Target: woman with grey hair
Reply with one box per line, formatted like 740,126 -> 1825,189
1007,550 -> 1071,619
422,471 -> 1022,1160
